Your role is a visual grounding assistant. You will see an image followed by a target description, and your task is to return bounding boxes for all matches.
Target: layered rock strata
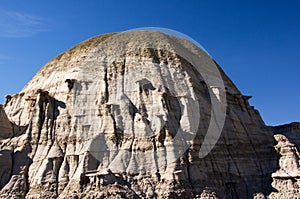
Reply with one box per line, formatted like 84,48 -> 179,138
268,123 -> 300,198
0,31 -> 288,198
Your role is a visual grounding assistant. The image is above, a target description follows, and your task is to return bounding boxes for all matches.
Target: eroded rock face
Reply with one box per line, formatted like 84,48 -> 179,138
272,122 -> 300,150
268,123 -> 300,198
0,31 -> 285,198
0,105 -> 13,139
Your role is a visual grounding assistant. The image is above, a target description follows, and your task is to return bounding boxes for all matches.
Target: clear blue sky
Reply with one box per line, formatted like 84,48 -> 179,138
0,0 -> 299,125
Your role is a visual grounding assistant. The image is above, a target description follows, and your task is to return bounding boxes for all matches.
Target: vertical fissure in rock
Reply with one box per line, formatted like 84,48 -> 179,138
110,108 -> 122,147
51,99 -> 58,143
23,163 -> 30,198
27,120 -> 33,151
37,94 -> 47,142
158,126 -> 166,146
127,99 -> 138,151
54,157 -> 64,197
223,136 -> 241,177
240,116 -> 264,176
104,67 -> 109,103
6,150 -> 14,191
121,59 -> 126,95
186,150 -> 194,192
152,137 -> 159,172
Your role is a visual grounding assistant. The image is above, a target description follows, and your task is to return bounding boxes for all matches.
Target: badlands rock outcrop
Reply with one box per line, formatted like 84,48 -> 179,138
268,123 -> 300,198
0,30 -> 297,198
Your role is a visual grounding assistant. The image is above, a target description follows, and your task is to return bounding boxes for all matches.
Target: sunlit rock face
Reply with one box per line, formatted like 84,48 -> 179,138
269,123 -> 300,199
0,31 -> 282,198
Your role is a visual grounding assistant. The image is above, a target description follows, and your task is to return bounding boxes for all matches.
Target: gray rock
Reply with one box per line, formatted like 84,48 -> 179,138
0,105 -> 13,138
0,31 -> 296,198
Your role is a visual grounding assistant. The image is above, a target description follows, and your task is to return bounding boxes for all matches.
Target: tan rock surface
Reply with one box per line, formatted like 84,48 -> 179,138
0,105 -> 13,139
272,122 -> 300,150
0,30 -> 292,198
268,123 -> 300,198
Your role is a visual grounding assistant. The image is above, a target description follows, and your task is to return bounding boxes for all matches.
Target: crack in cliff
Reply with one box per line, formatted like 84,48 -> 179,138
239,115 -> 264,176
185,150 -> 194,195
104,67 -> 109,104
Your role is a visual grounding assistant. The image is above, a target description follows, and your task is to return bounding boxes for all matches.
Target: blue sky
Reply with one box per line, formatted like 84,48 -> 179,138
0,0 -> 299,125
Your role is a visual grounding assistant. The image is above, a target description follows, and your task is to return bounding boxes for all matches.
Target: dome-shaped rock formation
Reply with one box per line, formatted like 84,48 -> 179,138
0,30 -> 290,198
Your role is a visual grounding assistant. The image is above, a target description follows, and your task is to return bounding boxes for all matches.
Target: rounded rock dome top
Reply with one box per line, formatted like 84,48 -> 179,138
22,30 -> 215,93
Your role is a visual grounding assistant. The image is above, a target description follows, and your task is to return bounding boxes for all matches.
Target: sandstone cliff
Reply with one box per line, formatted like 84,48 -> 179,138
0,30 -> 296,198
